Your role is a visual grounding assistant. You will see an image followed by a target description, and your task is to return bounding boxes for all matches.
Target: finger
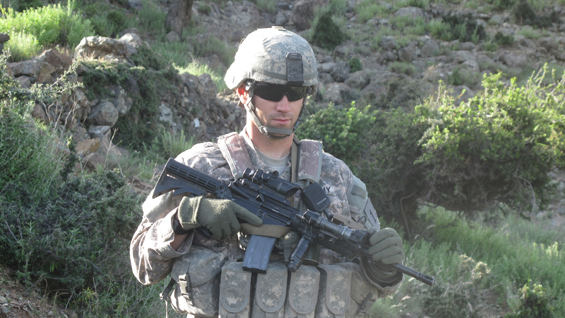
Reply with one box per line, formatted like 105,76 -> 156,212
368,236 -> 402,255
369,228 -> 400,245
371,246 -> 404,264
210,227 -> 223,241
233,205 -> 263,226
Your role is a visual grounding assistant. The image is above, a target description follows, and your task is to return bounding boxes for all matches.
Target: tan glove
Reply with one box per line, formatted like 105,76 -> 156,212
178,196 -> 263,241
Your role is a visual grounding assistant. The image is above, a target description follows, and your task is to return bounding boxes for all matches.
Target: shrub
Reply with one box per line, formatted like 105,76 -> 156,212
483,41 -> 499,52
297,103 -> 377,164
389,61 -> 416,76
198,3 -> 212,14
512,0 -> 562,28
311,11 -> 347,50
3,32 -> 41,62
348,57 -> 362,73
437,13 -> 487,43
414,70 -> 565,214
494,31 -> 515,45
300,68 -> 565,230
0,0 -> 94,49
506,280 -> 555,318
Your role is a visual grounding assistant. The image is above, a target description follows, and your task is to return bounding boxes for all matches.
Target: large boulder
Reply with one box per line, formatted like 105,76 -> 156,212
292,0 -> 329,30
75,36 -> 128,60
37,49 -> 72,74
8,59 -> 41,78
87,101 -> 119,126
421,39 -> 439,58
345,71 -> 370,90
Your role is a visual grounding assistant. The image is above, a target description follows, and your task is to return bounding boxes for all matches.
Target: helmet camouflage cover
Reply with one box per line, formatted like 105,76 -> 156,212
224,26 -> 318,91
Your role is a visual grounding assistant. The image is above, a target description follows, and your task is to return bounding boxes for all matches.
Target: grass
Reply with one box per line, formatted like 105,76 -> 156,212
516,26 -> 550,39
0,0 -> 94,54
3,32 -> 41,62
389,61 -> 416,75
371,206 -> 565,317
176,60 -> 228,91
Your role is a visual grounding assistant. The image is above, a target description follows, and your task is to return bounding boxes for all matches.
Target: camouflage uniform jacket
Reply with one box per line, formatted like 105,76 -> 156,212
130,129 -> 398,296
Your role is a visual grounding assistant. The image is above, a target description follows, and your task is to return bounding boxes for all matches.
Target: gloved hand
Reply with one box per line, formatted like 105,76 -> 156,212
177,196 -> 263,241
367,227 -> 404,265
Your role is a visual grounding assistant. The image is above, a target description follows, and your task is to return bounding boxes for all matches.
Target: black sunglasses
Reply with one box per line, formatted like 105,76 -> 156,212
253,83 -> 309,102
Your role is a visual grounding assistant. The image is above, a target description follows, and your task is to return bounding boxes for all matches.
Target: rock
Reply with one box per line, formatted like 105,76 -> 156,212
321,55 -> 334,63
119,28 -> 140,37
119,33 -> 144,56
319,62 -> 336,73
499,51 -> 528,67
450,85 -> 475,104
8,59 -> 41,78
69,89 -> 91,122
197,73 -> 217,99
275,11 -> 288,25
334,45 -> 349,58
1,305 -> 10,317
37,48 -> 72,75
31,103 -> 49,123
83,152 -> 105,171
165,0 -> 193,36
380,36 -> 397,50
475,19 -> 487,28
394,6 -> 425,19
454,50 -> 475,63
88,125 -> 111,139
76,138 -> 101,157
344,70 -> 370,90
0,33 -> 9,43
490,14 -> 505,25
360,82 -> 387,101
323,82 -> 353,104
331,62 -> 350,82
75,36 -> 128,60
87,101 -> 119,126
37,62 -> 56,84
459,42 -> 476,51
107,85 -> 132,116
16,76 -> 31,88
166,31 -> 181,42
318,72 -> 334,84
159,102 -> 174,124
292,0 -> 329,30
421,39 -> 439,58
399,43 -> 416,62
383,51 -> 397,61
98,134 -> 129,158
128,0 -> 143,10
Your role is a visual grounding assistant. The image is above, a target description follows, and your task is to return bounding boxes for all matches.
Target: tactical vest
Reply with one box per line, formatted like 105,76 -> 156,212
166,132 -> 376,318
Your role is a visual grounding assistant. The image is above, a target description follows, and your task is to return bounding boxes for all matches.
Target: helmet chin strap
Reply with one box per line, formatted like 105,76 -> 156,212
244,82 -> 305,140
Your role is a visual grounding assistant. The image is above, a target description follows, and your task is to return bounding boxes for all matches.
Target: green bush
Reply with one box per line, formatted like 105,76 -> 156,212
506,280 -> 555,318
348,57 -> 362,73
494,31 -> 515,45
300,68 -> 565,229
0,0 -> 94,49
437,13 -> 487,43
414,70 -> 565,213
389,61 -> 416,76
198,3 -> 212,14
297,103 -> 377,164
0,52 -> 141,305
512,0 -> 562,28
311,11 -> 347,50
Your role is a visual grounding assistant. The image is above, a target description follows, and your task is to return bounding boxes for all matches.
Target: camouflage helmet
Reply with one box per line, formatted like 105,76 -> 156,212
224,26 -> 318,92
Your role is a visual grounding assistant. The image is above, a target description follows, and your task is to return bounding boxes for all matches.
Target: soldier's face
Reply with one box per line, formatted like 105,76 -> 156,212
252,94 -> 303,131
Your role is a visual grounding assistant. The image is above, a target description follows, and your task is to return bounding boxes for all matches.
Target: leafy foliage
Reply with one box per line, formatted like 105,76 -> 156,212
348,57 -> 362,73
506,280 -> 555,318
437,13 -> 487,43
0,52 -> 143,309
300,69 -> 565,229
0,0 -> 94,50
512,0 -> 562,28
311,11 -> 347,50
297,104 -> 376,164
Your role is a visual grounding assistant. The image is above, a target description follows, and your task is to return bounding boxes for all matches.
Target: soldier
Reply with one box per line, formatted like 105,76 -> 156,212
130,26 -> 404,318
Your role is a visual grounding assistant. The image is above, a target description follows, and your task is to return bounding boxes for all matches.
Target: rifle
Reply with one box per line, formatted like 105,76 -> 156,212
154,158 -> 435,286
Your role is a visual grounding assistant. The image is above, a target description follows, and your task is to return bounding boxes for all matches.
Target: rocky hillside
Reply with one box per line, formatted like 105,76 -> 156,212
2,0 -> 565,179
